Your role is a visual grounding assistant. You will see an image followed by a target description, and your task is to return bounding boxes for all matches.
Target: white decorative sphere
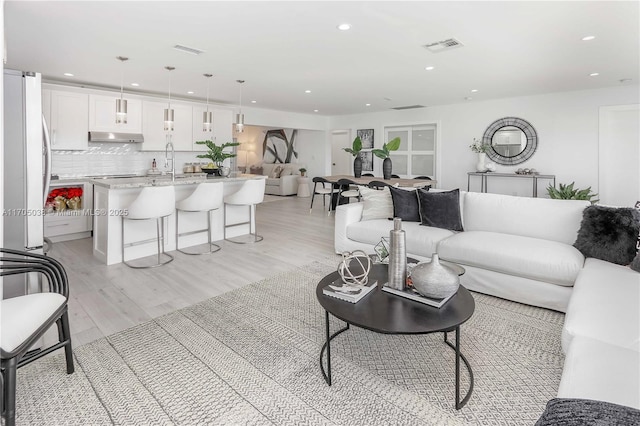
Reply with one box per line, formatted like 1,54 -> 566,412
338,250 -> 371,286
485,162 -> 496,172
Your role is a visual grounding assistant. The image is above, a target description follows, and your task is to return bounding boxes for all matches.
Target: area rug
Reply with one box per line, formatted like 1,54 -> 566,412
14,260 -> 565,425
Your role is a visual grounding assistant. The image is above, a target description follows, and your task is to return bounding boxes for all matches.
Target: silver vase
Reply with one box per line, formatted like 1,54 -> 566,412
411,254 -> 459,299
388,218 -> 406,290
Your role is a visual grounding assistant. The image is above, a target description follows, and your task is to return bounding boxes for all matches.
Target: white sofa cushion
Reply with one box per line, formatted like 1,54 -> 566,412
562,257 -> 640,353
437,231 -> 584,286
1,293 -> 66,353
359,186 -> 393,221
558,336 -> 640,409
462,192 -> 590,245
347,219 -> 455,258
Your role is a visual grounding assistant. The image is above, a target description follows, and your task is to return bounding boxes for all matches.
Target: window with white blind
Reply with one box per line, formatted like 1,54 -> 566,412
384,125 -> 436,178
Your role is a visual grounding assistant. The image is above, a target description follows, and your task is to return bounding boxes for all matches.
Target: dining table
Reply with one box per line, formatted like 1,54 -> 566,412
320,175 -> 436,210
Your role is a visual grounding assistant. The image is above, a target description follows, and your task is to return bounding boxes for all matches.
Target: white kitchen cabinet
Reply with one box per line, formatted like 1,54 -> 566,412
48,90 -> 89,150
192,107 -> 234,151
89,94 -> 142,133
142,100 -> 193,151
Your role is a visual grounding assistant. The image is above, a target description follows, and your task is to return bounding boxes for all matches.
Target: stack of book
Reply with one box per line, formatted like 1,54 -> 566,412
382,285 -> 455,308
322,279 -> 378,303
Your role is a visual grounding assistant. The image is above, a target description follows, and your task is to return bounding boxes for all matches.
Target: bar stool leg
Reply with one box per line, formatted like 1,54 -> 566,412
122,215 -> 174,269
176,208 -> 221,255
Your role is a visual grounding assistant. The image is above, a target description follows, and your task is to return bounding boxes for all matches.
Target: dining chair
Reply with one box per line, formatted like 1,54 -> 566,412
391,174 -> 400,178
368,180 -> 392,190
310,177 -> 335,215
1,249 -> 74,426
414,176 -> 432,180
362,173 -> 374,177
336,178 -> 362,203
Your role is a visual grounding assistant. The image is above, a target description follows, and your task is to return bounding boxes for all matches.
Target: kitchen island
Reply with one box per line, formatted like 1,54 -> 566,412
91,174 -> 266,265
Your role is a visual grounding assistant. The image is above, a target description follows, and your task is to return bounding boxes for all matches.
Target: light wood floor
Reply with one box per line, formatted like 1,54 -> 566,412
46,195 -> 338,347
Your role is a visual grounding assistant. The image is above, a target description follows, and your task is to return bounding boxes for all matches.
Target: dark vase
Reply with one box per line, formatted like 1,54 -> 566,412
383,157 -> 392,180
353,156 -> 363,178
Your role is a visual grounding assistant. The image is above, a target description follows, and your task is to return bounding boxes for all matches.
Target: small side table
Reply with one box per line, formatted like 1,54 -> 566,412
297,176 -> 311,197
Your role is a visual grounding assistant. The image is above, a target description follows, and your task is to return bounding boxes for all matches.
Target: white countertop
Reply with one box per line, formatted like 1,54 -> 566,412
90,174 -> 264,189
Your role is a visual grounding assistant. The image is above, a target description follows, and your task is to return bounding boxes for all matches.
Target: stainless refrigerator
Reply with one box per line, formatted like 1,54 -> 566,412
3,69 -> 52,298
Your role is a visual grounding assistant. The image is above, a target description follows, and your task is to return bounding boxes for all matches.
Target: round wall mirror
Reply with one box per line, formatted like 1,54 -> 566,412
482,117 -> 538,165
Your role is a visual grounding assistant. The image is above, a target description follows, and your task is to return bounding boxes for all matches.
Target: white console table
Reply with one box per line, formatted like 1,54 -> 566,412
467,172 -> 556,198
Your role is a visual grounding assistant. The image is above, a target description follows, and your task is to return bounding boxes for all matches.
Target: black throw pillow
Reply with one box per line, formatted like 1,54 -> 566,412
417,188 -> 463,231
573,205 -> 640,265
388,186 -> 420,222
535,398 -> 640,426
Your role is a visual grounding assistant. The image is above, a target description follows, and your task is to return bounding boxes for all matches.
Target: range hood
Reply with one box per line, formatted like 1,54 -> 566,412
88,131 -> 144,143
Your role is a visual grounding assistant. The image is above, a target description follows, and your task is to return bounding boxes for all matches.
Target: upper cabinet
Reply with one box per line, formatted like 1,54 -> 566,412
141,101 -> 193,151
192,107 -> 234,151
89,94 -> 142,133
47,90 -> 89,150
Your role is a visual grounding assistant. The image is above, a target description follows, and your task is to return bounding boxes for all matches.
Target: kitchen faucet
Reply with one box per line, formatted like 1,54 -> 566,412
165,137 -> 175,182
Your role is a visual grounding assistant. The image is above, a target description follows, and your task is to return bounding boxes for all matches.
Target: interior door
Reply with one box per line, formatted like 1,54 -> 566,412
331,130 -> 351,176
599,104 -> 640,206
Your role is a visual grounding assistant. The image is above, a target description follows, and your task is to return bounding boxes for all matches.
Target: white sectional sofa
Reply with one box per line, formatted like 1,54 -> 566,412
335,190 -> 590,312
258,163 -> 304,196
334,189 -> 640,411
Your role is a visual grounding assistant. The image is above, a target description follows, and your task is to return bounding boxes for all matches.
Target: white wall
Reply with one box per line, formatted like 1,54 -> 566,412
295,130 -> 327,181
329,86 -> 640,196
1,0 -> 4,279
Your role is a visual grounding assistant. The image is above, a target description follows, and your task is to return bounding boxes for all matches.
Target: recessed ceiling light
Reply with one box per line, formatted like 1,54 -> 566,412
305,90 -> 312,93
130,83 -> 139,87
425,66 -> 435,71
337,23 -> 351,31
63,73 -> 74,77
251,100 -> 257,103
464,97 -> 473,101
589,72 -> 600,77
313,109 -> 319,112
187,91 -> 195,94
619,78 -> 632,83
471,89 -> 478,93
582,35 -> 596,41
365,103 -> 371,107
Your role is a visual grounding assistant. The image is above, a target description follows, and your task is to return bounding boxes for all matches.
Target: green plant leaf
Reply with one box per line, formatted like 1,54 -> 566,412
353,136 -> 362,152
385,137 -> 401,152
371,149 -> 387,159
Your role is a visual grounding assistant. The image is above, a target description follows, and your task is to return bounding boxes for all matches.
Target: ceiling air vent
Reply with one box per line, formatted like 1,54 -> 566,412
423,38 -> 464,53
173,44 -> 205,55
391,105 -> 425,110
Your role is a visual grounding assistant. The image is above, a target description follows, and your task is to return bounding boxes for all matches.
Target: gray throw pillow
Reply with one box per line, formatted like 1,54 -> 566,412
417,188 -> 463,231
389,186 -> 420,222
573,205 -> 640,265
535,398 -> 640,426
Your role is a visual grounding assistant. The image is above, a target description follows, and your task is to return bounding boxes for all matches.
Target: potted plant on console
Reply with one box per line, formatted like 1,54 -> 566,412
372,137 -> 401,180
343,136 -> 363,178
196,140 -> 240,176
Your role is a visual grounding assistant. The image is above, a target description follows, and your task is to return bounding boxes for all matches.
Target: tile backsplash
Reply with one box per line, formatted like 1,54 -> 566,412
52,143 -> 236,177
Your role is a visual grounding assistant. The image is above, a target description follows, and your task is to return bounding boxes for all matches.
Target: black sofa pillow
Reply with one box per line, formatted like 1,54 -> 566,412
388,186 -> 420,222
573,205 -> 640,265
417,188 -> 463,231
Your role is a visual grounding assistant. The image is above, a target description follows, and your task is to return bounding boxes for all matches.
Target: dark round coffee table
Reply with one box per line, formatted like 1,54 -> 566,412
316,261 -> 475,410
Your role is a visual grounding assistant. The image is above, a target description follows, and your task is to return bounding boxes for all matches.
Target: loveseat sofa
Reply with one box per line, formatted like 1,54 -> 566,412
255,163 -> 304,196
334,189 -> 640,411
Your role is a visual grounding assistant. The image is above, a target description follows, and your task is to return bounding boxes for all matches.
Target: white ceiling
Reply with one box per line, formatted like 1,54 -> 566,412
5,1 -> 639,116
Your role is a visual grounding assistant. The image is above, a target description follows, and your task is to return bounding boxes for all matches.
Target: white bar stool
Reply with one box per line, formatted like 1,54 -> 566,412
224,178 -> 265,244
175,182 -> 223,255
121,185 -> 175,268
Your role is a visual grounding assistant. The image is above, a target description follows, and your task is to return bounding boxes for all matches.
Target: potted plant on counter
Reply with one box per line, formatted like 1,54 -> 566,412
343,136 -> 363,178
196,140 -> 240,176
372,137 -> 401,179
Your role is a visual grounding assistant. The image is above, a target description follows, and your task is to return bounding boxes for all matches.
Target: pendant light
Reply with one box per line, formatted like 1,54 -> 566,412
115,56 -> 128,124
235,79 -> 245,133
203,74 -> 213,132
164,66 -> 175,131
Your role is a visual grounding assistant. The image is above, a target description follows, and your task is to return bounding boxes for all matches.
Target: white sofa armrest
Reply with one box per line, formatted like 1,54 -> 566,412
335,203 -> 364,253
280,174 -> 299,195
